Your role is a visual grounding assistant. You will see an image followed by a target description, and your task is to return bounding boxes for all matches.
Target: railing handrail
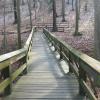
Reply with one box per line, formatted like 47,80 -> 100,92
48,30 -> 100,72
43,28 -> 100,100
0,27 -> 36,96
24,28 -> 34,48
43,28 -> 100,75
0,27 -> 35,64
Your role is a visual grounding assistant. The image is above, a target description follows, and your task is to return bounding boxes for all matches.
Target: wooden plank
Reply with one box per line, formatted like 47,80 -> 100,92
43,29 -> 100,99
6,90 -> 84,99
5,32 -> 84,100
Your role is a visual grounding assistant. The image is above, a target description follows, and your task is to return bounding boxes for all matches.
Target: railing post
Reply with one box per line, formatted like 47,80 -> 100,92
50,37 -> 54,47
24,41 -> 32,74
54,41 -> 58,52
68,53 -> 73,73
22,56 -> 28,75
2,66 -> 12,96
60,44 -> 63,60
28,40 -> 32,54
79,66 -> 86,96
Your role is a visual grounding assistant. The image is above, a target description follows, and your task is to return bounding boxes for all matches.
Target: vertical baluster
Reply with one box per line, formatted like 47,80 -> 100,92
20,56 -> 27,75
68,53 -> 73,73
79,64 -> 86,96
54,40 -> 58,52
60,44 -> 63,60
24,43 -> 31,74
2,66 -> 12,95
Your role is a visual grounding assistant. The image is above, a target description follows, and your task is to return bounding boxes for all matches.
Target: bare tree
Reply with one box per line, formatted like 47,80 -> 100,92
84,0 -> 88,11
13,0 -> 17,24
2,0 -> 7,53
67,0 -> 69,4
52,0 -> 57,32
74,0 -> 81,36
27,0 -> 32,29
94,0 -> 100,60
72,0 -> 74,10
21,0 -> 25,5
78,0 -> 81,18
16,0 -> 22,49
62,0 -> 66,22
34,0 -> 37,20
33,0 -> 36,8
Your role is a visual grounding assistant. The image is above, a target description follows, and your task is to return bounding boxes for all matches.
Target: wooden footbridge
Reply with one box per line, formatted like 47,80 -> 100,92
0,27 -> 100,100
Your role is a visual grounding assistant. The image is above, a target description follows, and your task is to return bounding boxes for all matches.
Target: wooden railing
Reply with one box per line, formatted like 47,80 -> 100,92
0,27 -> 36,96
43,28 -> 100,100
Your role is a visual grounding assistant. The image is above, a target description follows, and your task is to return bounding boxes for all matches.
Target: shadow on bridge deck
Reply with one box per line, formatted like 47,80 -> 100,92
4,31 -> 85,100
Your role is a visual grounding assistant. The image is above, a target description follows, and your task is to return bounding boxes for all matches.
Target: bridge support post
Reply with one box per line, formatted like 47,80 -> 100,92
2,66 -> 12,96
22,56 -> 28,75
60,45 -> 63,60
68,53 -> 73,73
79,67 -> 86,96
69,64 -> 73,73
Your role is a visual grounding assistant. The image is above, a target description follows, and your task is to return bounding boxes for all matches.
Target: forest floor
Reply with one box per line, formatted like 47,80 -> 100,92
0,0 -> 95,58
0,2 -> 40,55
53,0 -> 95,57
37,0 -> 94,57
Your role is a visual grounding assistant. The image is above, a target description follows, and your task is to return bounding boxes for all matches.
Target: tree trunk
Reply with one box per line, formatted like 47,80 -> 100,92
78,0 -> 80,19
21,0 -> 25,5
62,0 -> 66,22
67,0 -> 69,4
85,0 -> 88,11
3,0 -> 7,53
52,0 -> 57,32
17,0 -> 22,49
27,0 -> 32,29
13,0 -> 17,24
94,0 -> 100,60
34,0 -> 37,20
74,0 -> 79,35
72,0 -> 74,10
33,0 -> 35,8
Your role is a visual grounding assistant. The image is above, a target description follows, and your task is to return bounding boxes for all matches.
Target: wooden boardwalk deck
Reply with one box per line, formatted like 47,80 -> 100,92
5,32 -> 84,100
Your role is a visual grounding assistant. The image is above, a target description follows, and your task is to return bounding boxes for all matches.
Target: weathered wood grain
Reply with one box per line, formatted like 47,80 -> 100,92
5,32 -> 84,100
